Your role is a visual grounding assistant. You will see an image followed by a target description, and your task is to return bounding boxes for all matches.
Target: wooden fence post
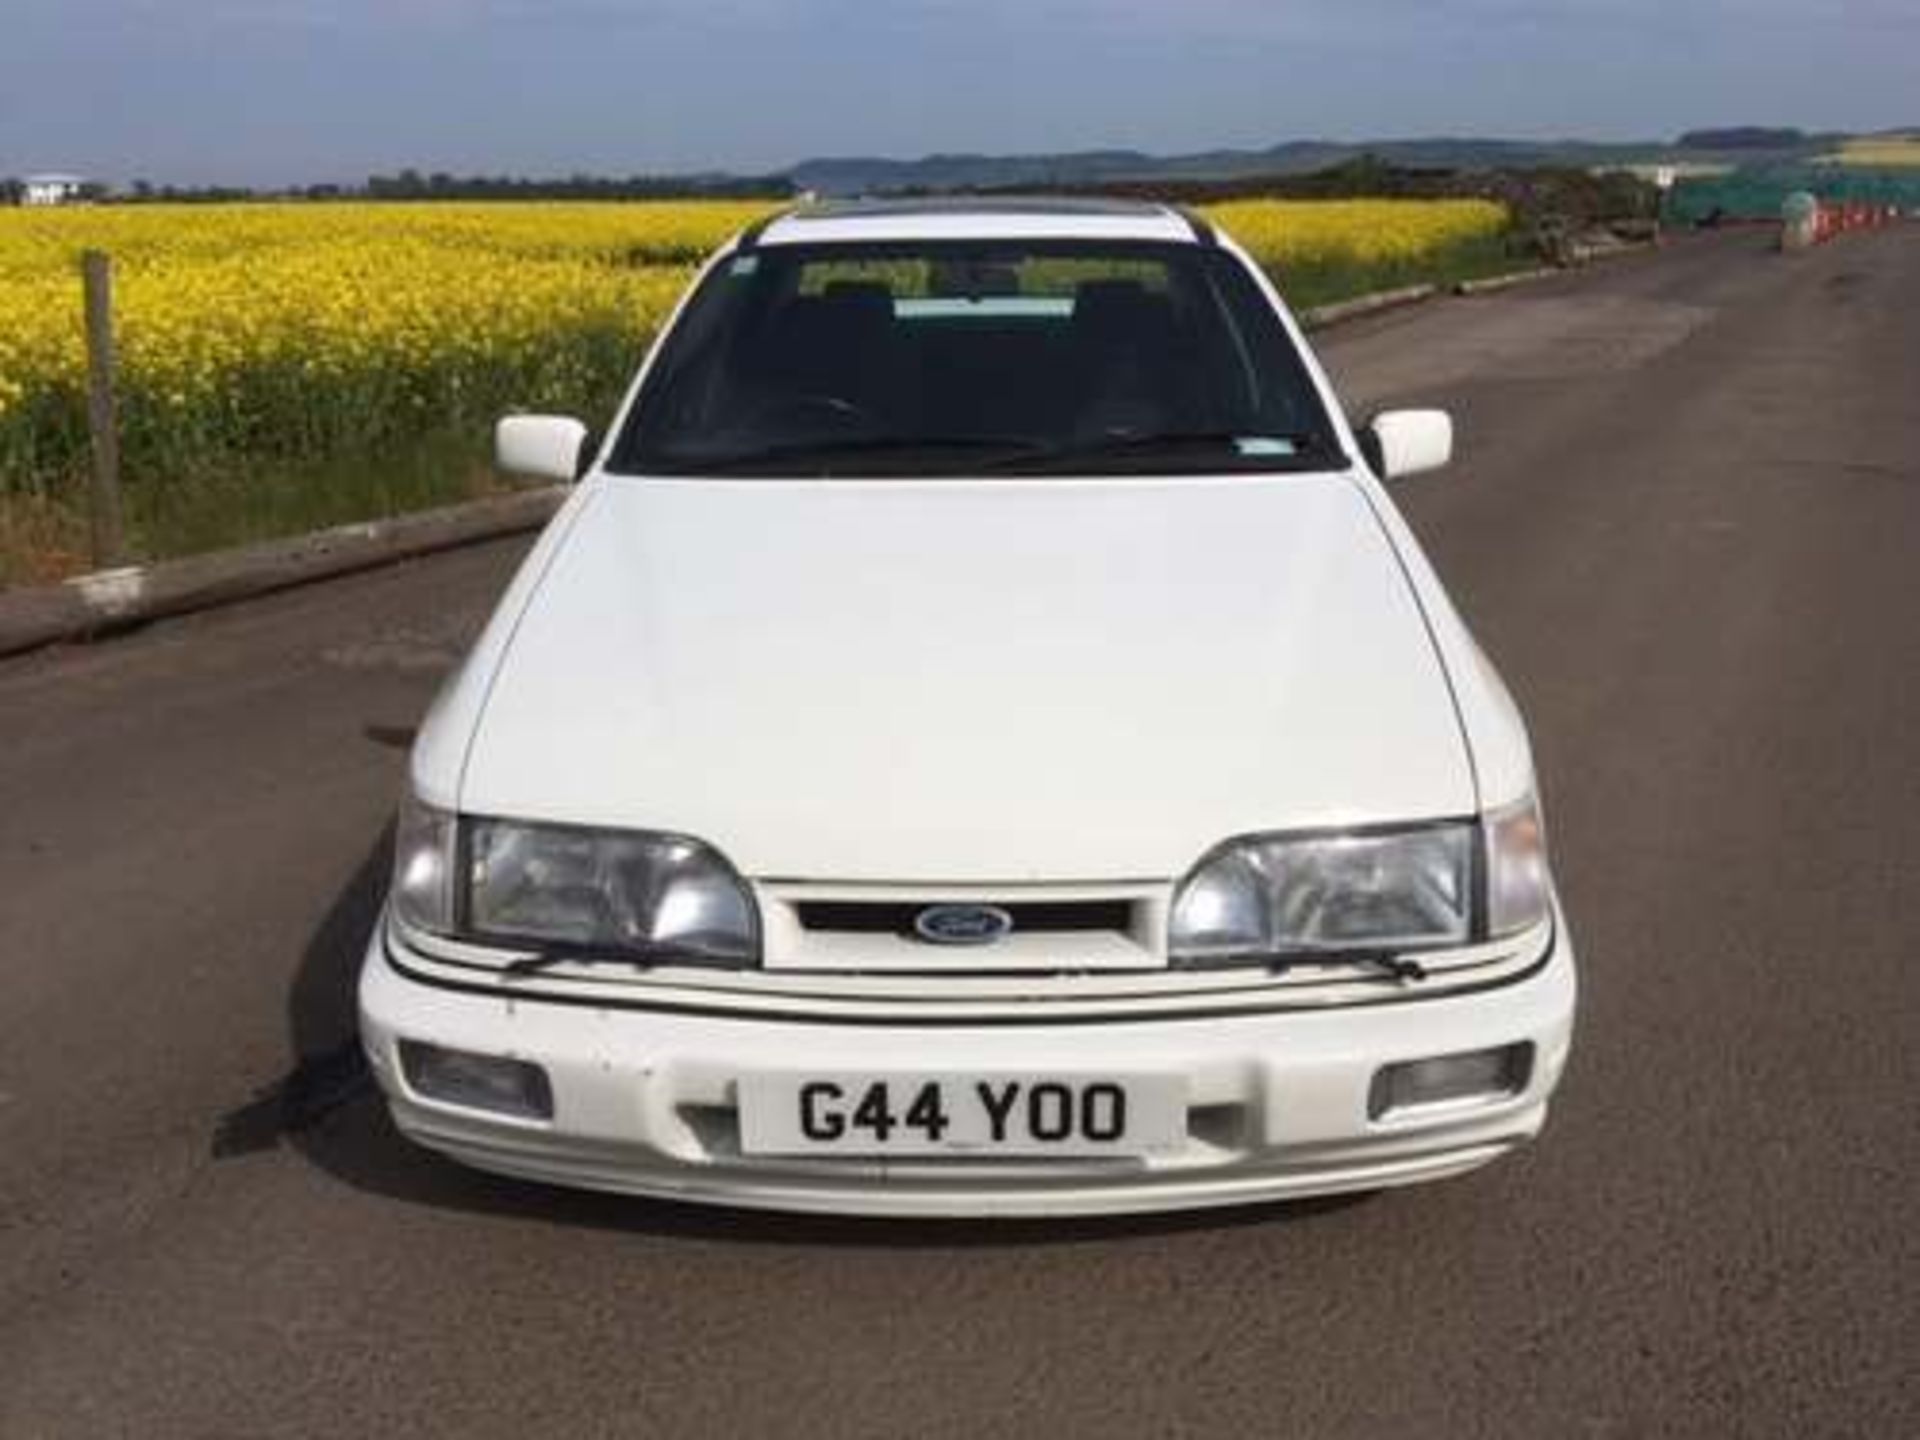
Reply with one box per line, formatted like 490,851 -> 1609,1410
81,249 -> 127,568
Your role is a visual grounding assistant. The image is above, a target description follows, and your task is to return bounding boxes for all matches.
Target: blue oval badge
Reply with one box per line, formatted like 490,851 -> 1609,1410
913,904 -> 1015,946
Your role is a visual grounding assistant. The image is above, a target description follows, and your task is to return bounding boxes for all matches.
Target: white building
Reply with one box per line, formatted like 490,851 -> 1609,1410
21,174 -> 87,206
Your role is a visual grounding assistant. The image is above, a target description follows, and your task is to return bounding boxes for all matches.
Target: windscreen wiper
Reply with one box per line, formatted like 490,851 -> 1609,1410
1357,953 -> 1428,983
692,434 -> 1043,476
501,944 -> 715,977
989,430 -> 1330,474
1271,951 -> 1428,983
502,948 -> 628,977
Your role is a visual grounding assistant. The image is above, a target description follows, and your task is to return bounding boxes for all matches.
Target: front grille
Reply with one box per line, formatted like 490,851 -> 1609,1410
796,899 -> 1135,936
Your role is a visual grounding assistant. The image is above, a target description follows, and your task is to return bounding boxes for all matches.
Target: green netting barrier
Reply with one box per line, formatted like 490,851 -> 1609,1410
1665,166 -> 1920,223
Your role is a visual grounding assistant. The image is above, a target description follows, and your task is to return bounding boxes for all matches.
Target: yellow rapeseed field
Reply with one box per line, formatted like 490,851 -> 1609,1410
1826,136 -> 1920,168
0,197 -> 1507,579
0,202 -> 775,481
1207,197 -> 1506,268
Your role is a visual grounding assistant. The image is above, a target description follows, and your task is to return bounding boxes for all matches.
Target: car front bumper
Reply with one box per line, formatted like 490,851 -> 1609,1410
359,920 -> 1576,1218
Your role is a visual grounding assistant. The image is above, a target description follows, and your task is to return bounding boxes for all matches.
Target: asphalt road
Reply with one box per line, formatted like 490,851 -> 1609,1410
4,229 -> 1917,1437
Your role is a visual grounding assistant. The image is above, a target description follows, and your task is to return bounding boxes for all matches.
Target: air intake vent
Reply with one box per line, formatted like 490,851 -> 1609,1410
761,882 -> 1167,974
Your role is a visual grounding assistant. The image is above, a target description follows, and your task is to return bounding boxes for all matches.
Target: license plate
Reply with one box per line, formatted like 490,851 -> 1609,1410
736,1072 -> 1186,1157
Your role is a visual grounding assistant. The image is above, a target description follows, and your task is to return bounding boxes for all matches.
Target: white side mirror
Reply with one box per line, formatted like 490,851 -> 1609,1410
496,415 -> 590,482
1365,409 -> 1454,480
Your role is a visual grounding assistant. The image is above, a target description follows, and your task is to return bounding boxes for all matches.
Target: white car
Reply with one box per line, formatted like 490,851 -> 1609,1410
360,198 -> 1576,1217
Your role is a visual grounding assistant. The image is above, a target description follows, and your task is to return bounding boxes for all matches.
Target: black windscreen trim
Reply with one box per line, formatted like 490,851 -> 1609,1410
732,209 -> 787,252
1178,207 -> 1219,246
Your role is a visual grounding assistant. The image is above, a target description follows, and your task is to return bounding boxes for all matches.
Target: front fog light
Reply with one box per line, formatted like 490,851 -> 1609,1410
399,1040 -> 554,1120
1368,1043 -> 1533,1119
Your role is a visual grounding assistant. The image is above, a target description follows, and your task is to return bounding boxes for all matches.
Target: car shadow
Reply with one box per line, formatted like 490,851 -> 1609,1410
212,824 -> 1376,1248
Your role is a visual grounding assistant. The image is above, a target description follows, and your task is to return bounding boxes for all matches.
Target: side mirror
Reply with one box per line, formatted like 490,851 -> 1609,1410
1362,409 -> 1454,480
495,414 -> 591,483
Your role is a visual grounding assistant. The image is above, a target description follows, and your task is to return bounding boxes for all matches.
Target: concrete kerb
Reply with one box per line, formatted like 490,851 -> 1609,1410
1299,283 -> 1441,329
0,485 -> 565,659
1452,267 -> 1562,297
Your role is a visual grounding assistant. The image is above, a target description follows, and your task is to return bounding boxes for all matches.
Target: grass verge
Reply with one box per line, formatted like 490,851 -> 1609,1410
0,428 -> 511,588
1271,233 -> 1528,311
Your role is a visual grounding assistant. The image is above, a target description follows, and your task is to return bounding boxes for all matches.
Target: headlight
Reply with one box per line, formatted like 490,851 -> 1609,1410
467,818 -> 757,965
1171,824 -> 1474,966
389,797 -> 758,968
1169,800 -> 1555,967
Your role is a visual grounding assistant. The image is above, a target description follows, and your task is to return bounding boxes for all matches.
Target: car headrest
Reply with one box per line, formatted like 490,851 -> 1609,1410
1072,279 -> 1172,344
820,280 -> 897,320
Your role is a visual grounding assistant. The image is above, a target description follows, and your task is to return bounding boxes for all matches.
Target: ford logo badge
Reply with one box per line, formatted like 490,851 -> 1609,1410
913,904 -> 1015,946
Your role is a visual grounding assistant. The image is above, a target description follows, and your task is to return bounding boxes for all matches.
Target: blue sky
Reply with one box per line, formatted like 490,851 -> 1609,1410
4,1 -> 1916,185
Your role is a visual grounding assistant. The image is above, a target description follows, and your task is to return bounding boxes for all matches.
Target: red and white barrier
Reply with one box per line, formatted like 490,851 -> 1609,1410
1810,201 -> 1900,244
1788,196 -> 1900,251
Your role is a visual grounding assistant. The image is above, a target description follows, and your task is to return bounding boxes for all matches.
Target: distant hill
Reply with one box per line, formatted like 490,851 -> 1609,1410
1677,126 -> 1810,150
786,132 -> 1833,196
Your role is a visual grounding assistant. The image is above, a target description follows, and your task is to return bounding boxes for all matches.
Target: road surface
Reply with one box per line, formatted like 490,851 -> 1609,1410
3,229 -> 1916,1437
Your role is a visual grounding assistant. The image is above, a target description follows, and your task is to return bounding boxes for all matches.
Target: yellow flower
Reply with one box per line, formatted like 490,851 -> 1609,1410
0,196 -> 1506,500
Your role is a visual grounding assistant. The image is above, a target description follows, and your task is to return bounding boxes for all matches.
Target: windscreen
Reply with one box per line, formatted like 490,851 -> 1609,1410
609,240 -> 1344,477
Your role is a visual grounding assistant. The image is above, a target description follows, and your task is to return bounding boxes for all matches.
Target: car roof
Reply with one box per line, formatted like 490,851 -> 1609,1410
748,196 -> 1207,248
